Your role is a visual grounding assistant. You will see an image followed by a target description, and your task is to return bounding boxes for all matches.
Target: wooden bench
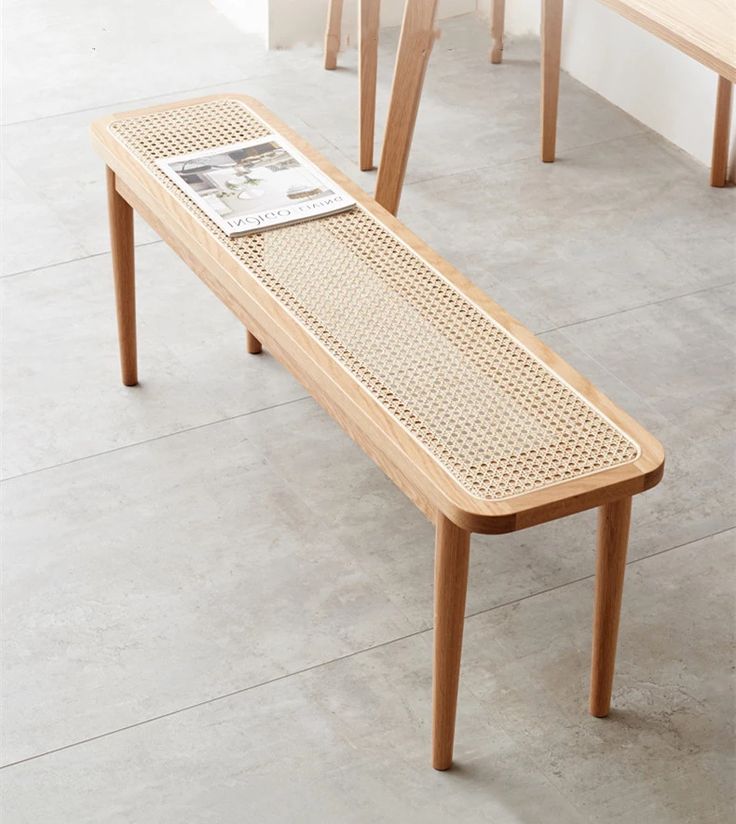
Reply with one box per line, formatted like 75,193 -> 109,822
91,95 -> 664,770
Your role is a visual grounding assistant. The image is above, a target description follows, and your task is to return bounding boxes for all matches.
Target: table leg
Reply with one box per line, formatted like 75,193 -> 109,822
359,0 -> 381,170
490,0 -> 506,64
541,0 -> 564,162
324,0 -> 344,70
710,75 -> 733,187
432,513 -> 471,770
374,0 -> 439,215
590,496 -> 632,717
106,166 -> 138,387
246,330 -> 262,354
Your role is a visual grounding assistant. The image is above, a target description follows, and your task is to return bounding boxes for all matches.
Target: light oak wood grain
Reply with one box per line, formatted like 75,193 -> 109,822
541,0 -> 736,183
246,330 -> 262,354
91,95 -> 664,535
597,0 -> 736,83
359,0 -> 381,170
490,0 -> 506,64
541,0 -> 564,163
374,0 -> 439,214
112,175 -> 441,526
376,0 -> 734,209
711,75 -> 733,187
106,166 -> 138,386
432,513 -> 470,770
590,496 -> 632,717
324,0 -> 344,70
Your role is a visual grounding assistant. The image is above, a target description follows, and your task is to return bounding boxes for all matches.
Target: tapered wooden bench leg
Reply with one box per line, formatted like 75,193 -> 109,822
432,513 -> 471,770
359,0 -> 380,171
324,0 -> 344,70
541,0 -> 564,163
375,0 -> 439,215
246,329 -> 262,354
490,0 -> 505,64
710,76 -> 732,187
590,496 -> 632,717
106,166 -> 138,387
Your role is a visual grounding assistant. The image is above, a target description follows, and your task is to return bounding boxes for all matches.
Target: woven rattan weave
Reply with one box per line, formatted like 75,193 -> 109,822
107,97 -> 639,501
94,95 -> 665,771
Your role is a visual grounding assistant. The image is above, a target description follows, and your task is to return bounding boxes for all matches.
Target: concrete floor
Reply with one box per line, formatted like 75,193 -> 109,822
1,3 -> 735,822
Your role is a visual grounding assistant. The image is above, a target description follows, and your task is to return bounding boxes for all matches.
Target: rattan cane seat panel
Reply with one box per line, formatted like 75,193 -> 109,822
107,97 -> 640,501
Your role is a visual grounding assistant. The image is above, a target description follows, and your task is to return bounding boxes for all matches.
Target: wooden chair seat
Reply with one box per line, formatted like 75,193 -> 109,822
91,94 -> 664,769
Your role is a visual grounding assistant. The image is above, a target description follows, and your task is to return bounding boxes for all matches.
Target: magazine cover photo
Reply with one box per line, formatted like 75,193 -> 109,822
158,136 -> 354,235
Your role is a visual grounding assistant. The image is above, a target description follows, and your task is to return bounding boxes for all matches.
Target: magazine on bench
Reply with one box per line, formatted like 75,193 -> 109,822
156,134 -> 356,237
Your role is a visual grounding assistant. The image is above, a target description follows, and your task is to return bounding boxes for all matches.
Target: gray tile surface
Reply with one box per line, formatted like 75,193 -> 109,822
2,0 -> 294,123
1,4 -> 735,823
1,405 -> 417,763
1,163 -> 87,276
399,133 -> 735,328
1,531 -> 731,823
0,85 -> 342,274
0,243 -> 307,477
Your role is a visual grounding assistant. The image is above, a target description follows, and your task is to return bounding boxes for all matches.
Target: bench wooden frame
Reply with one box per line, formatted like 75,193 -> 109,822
92,94 -> 664,770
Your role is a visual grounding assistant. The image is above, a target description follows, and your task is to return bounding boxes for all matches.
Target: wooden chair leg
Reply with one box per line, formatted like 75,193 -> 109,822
246,329 -> 262,354
374,0 -> 439,215
590,496 -> 632,717
432,513 -> 470,771
324,0 -> 344,70
106,166 -> 138,386
541,0 -> 564,163
710,75 -> 732,187
490,0 -> 505,64
359,0 -> 381,171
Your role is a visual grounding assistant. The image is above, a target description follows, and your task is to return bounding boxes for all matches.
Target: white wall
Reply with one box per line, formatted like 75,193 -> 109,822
213,0 -> 477,50
484,0 -> 732,170
268,0 -> 476,48
212,0 -> 269,41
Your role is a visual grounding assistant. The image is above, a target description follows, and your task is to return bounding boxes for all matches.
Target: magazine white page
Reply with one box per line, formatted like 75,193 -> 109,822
156,134 -> 356,237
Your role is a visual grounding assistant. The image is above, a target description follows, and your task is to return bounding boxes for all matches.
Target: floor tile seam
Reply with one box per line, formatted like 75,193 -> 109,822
1,241 -> 163,280
537,279 -> 736,335
2,523 -> 731,771
403,127 -> 654,190
0,623 -> 433,771
0,395 -> 312,484
9,280 -> 730,479
466,523 -> 736,624
0,67 -> 301,129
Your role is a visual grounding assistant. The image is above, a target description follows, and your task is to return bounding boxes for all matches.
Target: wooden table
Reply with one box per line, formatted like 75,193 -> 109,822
373,0 -> 736,215
541,0 -> 736,187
